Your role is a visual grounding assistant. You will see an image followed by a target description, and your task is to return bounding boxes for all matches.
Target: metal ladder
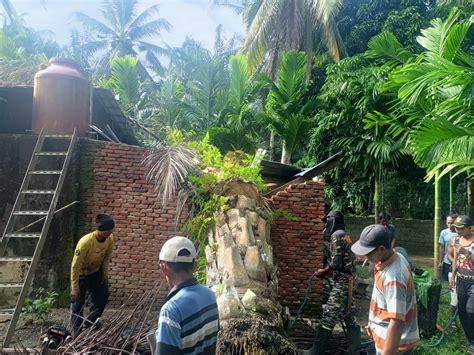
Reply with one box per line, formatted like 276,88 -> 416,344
0,129 -> 77,347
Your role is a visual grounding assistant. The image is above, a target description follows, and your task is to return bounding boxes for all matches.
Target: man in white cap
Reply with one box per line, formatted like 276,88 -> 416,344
351,224 -> 419,355
155,236 -> 218,355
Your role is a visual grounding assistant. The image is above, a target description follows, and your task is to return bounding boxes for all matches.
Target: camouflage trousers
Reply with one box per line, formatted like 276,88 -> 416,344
320,274 -> 356,331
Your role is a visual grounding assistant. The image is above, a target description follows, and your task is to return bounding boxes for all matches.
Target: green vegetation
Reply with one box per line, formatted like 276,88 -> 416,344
416,282 -> 470,354
2,0 -> 473,350
22,288 -> 58,320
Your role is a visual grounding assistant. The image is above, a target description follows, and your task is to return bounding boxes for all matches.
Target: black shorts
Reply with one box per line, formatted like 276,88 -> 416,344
442,262 -> 451,282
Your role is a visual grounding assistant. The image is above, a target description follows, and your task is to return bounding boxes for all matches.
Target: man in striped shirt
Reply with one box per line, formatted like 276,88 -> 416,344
352,225 -> 419,354
155,236 -> 219,354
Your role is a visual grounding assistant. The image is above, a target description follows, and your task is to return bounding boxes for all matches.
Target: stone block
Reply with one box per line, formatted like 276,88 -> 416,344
246,211 -> 260,227
226,208 -> 241,230
234,217 -> 256,255
244,246 -> 267,283
224,246 -> 249,287
236,195 -> 257,210
217,286 -> 244,320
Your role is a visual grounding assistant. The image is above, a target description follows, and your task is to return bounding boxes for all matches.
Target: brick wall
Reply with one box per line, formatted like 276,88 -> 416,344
77,139 -> 183,305
0,135 -> 329,311
345,216 -> 434,256
271,180 -> 326,313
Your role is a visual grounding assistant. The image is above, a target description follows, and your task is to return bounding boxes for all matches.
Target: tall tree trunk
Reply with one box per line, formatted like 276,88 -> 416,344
269,131 -> 275,161
373,171 -> 380,224
280,143 -> 291,165
449,172 -> 453,214
467,176 -> 473,217
304,14 -> 313,82
433,171 -> 441,280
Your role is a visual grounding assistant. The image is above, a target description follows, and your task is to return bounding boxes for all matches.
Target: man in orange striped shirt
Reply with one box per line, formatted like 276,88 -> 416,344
352,224 -> 419,354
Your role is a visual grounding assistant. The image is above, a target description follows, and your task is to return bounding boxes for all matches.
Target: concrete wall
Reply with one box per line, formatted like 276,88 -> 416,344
271,180 -> 326,313
345,216 -> 434,256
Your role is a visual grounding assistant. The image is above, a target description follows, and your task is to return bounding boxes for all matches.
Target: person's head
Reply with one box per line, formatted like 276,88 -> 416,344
322,210 -> 344,237
351,224 -> 393,264
378,211 -> 391,226
95,213 -> 115,241
453,215 -> 472,238
159,236 -> 197,287
446,214 -> 457,232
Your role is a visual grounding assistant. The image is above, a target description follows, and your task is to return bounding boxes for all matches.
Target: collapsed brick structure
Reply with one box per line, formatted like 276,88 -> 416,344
0,136 -> 326,311
79,140 -> 326,309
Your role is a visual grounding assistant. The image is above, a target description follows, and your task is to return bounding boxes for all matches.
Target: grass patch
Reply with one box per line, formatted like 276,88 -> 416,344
415,281 -> 469,354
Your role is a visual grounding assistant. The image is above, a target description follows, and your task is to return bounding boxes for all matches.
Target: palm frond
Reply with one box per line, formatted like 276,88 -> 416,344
129,18 -> 171,40
210,0 -> 245,14
416,8 -> 459,56
272,50 -> 306,103
411,116 -> 474,170
366,31 -> 414,68
243,0 -> 284,71
228,53 -> 250,106
128,3 -> 161,29
144,144 -> 200,208
113,0 -> 136,29
107,55 -> 141,105
73,12 -> 116,36
78,40 -> 110,55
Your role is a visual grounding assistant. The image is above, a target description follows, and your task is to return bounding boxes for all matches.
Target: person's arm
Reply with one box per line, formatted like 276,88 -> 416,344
101,236 -> 114,283
437,232 -> 445,268
382,318 -> 404,355
70,240 -> 87,301
449,239 -> 457,289
155,306 -> 181,355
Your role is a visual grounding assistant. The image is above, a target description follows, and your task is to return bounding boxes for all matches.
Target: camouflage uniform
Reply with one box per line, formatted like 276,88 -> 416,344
320,229 -> 356,330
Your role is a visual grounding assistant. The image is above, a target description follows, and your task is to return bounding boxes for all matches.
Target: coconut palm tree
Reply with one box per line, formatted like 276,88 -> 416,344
73,0 -> 171,81
215,0 -> 344,79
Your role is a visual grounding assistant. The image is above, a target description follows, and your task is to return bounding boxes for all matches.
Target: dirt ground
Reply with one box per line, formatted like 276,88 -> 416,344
0,255 -> 435,350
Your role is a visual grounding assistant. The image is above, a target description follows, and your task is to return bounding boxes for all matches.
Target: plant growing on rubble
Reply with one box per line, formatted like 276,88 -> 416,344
145,132 -> 266,282
22,288 -> 58,320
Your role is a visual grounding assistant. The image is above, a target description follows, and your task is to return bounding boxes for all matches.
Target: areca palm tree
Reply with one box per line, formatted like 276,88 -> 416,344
216,0 -> 344,79
366,8 -> 474,276
266,51 -> 317,164
169,39 -> 228,134
335,128 -> 408,222
73,0 -> 171,81
210,53 -> 267,153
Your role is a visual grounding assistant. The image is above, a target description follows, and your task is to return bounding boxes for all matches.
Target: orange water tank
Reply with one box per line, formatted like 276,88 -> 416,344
32,58 -> 91,136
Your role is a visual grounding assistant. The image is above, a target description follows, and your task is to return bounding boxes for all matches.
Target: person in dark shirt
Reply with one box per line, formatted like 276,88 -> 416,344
311,211 -> 360,354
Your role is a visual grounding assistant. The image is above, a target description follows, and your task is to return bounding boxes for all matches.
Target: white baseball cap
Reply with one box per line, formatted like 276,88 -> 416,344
159,236 -> 197,263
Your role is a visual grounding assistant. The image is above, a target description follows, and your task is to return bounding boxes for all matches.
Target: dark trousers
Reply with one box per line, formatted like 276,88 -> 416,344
456,278 -> 474,343
71,269 -> 109,334
442,262 -> 451,282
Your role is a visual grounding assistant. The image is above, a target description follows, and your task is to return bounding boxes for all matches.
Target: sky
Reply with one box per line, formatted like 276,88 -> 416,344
10,0 -> 245,51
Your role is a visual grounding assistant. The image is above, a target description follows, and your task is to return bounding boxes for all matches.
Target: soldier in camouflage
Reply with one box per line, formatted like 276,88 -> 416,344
311,210 -> 360,355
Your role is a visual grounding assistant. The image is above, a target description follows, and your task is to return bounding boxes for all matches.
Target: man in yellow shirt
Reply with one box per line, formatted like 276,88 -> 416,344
70,213 -> 115,337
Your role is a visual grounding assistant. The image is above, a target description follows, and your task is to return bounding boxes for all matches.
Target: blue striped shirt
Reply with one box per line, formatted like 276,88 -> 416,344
155,278 -> 219,354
